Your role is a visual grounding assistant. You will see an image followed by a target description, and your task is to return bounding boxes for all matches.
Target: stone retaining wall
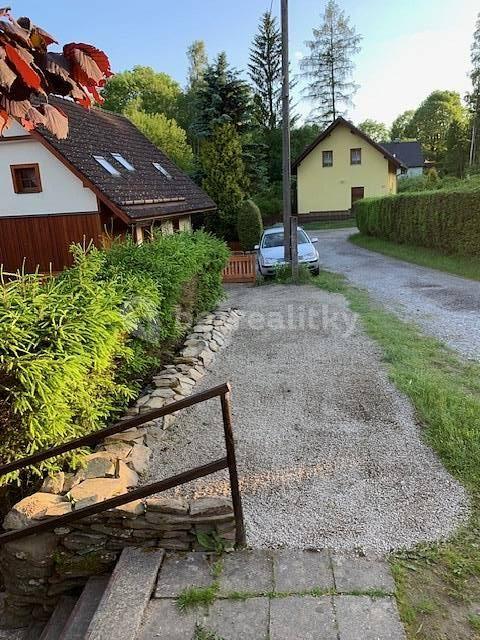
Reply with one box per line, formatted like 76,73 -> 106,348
0,307 -> 241,627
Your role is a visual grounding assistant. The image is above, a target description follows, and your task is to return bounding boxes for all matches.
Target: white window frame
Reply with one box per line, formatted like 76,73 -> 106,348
153,162 -> 172,180
111,153 -> 135,171
93,155 -> 121,176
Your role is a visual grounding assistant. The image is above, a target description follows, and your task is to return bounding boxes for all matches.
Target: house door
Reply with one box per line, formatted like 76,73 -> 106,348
351,187 -> 364,208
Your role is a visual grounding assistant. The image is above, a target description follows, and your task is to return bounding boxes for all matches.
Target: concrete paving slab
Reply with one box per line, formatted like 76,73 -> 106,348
332,554 -> 395,593
269,595 -> 337,640
136,599 -> 197,640
218,550 -> 273,596
200,597 -> 269,640
155,552 -> 216,598
273,550 -> 334,593
335,596 -> 406,640
85,547 -> 164,640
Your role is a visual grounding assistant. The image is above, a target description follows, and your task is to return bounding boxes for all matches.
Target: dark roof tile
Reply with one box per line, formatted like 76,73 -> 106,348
36,97 -> 216,222
380,141 -> 424,168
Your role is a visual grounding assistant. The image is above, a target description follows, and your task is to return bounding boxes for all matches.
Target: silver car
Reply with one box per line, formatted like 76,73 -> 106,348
255,225 -> 320,277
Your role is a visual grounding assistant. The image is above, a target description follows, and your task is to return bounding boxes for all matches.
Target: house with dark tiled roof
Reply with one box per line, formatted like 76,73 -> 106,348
380,141 -> 425,178
0,97 -> 216,272
293,117 -> 403,216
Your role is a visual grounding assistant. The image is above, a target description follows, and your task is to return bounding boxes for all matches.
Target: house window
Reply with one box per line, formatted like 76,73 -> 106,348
322,150 -> 333,167
93,155 -> 121,176
11,164 -> 42,194
350,148 -> 362,165
111,153 -> 135,171
153,162 -> 172,180
172,218 -> 180,232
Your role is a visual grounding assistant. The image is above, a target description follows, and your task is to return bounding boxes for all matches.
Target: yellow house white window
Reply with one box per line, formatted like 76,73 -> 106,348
322,150 -> 333,167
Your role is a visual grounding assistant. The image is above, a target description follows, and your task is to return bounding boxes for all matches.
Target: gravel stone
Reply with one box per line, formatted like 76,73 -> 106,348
318,228 -> 480,361
144,285 -> 467,551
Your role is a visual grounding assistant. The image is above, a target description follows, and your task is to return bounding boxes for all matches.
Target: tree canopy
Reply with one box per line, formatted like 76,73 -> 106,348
300,0 -> 361,125
248,11 -> 282,131
201,123 -> 248,239
194,52 -> 252,137
410,90 -> 467,161
357,119 -> 389,142
126,109 -> 194,171
102,66 -> 181,119
468,12 -> 480,167
390,110 -> 416,141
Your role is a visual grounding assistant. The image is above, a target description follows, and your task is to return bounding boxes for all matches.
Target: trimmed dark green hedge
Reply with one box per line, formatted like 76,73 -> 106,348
354,190 -> 480,256
0,231 -> 229,485
237,199 -> 263,251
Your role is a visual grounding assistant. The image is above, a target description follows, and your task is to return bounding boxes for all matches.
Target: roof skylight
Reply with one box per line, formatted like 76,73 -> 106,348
111,153 -> 135,171
153,162 -> 172,180
93,155 -> 121,176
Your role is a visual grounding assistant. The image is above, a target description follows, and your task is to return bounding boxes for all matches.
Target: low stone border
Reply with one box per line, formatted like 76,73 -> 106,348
0,307 -> 241,627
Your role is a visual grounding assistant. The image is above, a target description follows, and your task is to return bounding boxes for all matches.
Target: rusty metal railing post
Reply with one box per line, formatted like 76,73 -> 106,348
220,383 -> 246,547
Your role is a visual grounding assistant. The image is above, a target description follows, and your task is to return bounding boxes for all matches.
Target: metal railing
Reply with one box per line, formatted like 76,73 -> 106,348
0,382 -> 246,547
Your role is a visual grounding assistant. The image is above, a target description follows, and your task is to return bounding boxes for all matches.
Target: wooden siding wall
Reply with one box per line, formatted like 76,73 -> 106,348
0,213 -> 104,273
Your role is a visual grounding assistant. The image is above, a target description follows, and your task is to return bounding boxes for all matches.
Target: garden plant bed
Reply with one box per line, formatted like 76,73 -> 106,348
0,306 -> 241,628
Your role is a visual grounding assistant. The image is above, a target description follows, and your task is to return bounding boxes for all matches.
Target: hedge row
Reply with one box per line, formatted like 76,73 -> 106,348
354,190 -> 480,256
0,231 -> 229,485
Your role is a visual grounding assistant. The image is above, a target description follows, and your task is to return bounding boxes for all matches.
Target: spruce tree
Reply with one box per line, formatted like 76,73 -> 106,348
248,11 -> 282,131
201,123 -> 248,239
300,0 -> 361,125
194,52 -> 252,138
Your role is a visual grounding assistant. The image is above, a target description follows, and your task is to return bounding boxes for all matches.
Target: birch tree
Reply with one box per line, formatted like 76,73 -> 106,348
300,0 -> 361,125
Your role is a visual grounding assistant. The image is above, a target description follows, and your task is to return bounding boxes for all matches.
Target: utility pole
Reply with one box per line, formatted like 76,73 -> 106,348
281,0 -> 297,279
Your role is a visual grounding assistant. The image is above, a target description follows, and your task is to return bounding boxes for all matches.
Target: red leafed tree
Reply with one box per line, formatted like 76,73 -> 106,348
0,6 -> 112,138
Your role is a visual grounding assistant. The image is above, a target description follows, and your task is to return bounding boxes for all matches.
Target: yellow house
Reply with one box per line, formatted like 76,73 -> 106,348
293,117 -> 403,215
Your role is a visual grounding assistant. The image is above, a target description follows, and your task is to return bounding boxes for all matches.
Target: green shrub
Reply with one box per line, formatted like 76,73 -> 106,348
237,200 -> 263,251
0,231 -> 229,485
355,190 -> 480,256
254,182 -> 282,220
398,173 -> 480,194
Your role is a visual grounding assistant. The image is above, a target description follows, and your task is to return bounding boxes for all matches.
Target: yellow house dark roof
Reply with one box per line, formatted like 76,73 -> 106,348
292,117 -> 405,172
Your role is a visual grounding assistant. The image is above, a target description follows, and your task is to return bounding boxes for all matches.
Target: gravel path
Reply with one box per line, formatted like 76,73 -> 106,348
146,284 -> 467,552
317,229 -> 480,360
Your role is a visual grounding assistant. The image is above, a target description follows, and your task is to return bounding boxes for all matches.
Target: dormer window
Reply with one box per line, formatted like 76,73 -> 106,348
11,164 -> 42,194
93,155 -> 121,176
153,162 -> 172,180
111,153 -> 135,171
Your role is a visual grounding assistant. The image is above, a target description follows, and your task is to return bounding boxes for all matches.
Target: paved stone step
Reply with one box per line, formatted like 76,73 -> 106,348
145,550 -> 406,640
84,547 -> 165,640
39,596 -> 76,640
59,576 -> 109,640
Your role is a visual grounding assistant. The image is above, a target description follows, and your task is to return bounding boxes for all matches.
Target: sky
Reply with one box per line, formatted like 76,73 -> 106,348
10,0 -> 480,126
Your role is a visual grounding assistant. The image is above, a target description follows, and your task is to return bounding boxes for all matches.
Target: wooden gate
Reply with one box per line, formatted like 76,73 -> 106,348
223,253 -> 256,283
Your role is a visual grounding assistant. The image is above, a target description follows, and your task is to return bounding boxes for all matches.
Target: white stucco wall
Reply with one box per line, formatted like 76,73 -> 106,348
0,126 -> 98,217
397,166 -> 424,179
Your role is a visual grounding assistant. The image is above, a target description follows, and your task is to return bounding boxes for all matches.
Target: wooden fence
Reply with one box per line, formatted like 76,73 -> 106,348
223,253 -> 256,284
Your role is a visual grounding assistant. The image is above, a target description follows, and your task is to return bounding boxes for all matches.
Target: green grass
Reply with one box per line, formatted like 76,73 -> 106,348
313,271 -> 480,639
177,583 -> 220,611
301,218 -> 357,231
350,233 -> 480,282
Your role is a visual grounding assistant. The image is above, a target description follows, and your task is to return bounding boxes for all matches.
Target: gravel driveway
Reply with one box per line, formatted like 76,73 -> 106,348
317,229 -> 480,360
146,284 -> 467,552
